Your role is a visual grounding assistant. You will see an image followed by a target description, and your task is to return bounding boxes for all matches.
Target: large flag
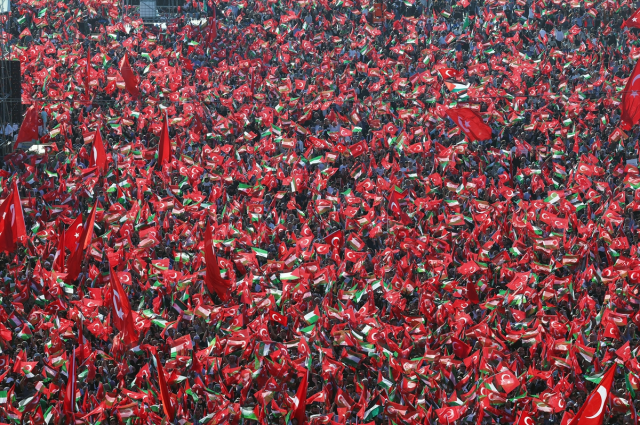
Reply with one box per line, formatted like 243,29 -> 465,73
446,107 -> 493,141
119,53 -> 140,98
158,112 -> 171,166
15,105 -> 40,148
89,128 -> 107,174
571,366 -> 615,425
109,262 -> 138,346
621,59 -> 640,130
154,352 -> 175,421
204,224 -> 231,301
622,9 -> 640,28
0,180 -> 27,253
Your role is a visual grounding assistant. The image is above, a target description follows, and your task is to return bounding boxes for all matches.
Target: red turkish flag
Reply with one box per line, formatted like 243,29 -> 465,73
622,9 -> 640,28
66,200 -> 97,283
269,310 -> 288,326
85,48 -> 92,98
15,105 -> 40,147
467,280 -> 480,304
495,369 -> 520,394
602,320 -> 621,340
89,128 -> 107,174
293,370 -> 308,425
615,341 -> 631,362
450,336 -> 471,359
158,112 -> 172,167
349,140 -> 368,157
324,230 -> 344,250
63,347 -> 77,419
119,53 -> 140,98
0,180 -> 27,253
53,227 -> 66,272
516,411 -> 536,425
437,67 -> 462,80
314,243 -> 331,255
65,214 -> 84,253
436,406 -> 463,424
446,107 -> 493,141
204,224 -> 231,301
109,262 -> 138,346
206,8 -> 217,44
621,59 -> 640,130
458,261 -> 480,275
338,127 -> 353,138
154,352 -> 176,421
570,366 -> 615,425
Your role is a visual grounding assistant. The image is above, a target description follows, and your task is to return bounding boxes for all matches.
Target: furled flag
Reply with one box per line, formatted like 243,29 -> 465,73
158,112 -> 172,166
571,366 -> 615,425
206,7 -> 217,44
293,370 -> 308,425
154,352 -> 175,421
63,347 -> 77,421
620,59 -> 640,130
89,127 -> 107,174
0,180 -> 27,253
109,262 -> 138,346
204,224 -> 231,301
119,53 -> 140,98
53,227 -> 66,272
85,47 -> 92,98
14,105 -> 40,148
622,9 -> 640,28
446,107 -> 493,141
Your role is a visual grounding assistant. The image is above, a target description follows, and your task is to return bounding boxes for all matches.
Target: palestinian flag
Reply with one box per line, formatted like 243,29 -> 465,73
444,80 -> 470,93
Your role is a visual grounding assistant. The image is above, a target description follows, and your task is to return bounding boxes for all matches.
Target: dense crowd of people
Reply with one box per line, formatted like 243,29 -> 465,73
0,0 -> 639,423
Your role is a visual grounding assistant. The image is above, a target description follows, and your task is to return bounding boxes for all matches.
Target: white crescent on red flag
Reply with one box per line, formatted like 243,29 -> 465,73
324,230 -> 344,250
516,411 -> 536,425
570,366 -> 616,425
66,200 -> 98,283
109,261 -> 138,346
437,67 -> 462,80
65,214 -> 84,253
349,140 -> 368,157
0,180 -> 27,253
446,107 -> 492,141
621,59 -> 640,130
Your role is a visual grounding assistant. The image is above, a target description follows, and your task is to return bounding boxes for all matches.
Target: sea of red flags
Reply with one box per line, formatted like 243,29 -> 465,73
0,0 -> 639,423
